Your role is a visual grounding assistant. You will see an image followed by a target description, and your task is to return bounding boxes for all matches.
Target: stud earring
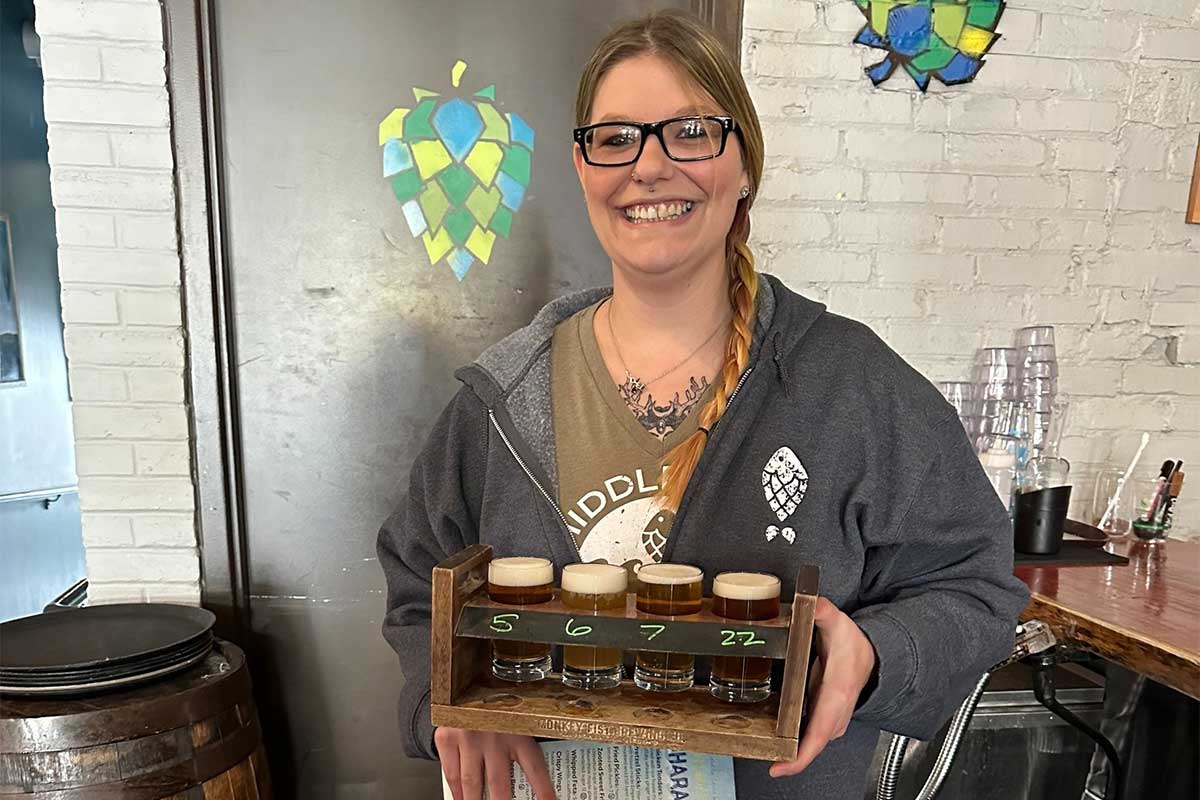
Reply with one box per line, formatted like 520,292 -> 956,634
739,186 -> 750,199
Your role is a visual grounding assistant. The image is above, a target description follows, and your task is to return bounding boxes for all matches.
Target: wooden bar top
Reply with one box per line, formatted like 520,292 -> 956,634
1015,538 -> 1200,699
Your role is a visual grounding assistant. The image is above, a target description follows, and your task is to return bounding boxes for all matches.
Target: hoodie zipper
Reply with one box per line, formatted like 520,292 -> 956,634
488,409 -> 572,531
728,366 -> 753,407
706,366 -> 754,438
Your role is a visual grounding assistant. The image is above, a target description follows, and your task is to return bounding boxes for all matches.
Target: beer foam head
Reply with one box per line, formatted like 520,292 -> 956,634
488,557 -> 553,587
637,563 -> 703,585
713,572 -> 781,600
561,563 -> 627,594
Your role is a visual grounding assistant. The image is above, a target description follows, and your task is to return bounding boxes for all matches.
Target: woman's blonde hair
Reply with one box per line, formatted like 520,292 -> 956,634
574,10 -> 765,513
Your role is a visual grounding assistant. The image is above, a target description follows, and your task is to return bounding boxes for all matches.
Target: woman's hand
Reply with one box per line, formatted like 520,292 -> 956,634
435,727 -> 557,800
770,597 -> 877,778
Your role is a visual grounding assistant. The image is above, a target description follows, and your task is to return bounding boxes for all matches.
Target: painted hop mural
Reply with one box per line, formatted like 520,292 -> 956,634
379,60 -> 534,281
852,0 -> 1006,92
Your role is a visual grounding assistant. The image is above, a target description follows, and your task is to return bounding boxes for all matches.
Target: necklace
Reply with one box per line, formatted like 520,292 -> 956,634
605,298 -> 727,397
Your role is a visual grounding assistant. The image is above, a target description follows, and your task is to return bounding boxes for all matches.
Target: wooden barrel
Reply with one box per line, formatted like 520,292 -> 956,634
0,640 -> 270,799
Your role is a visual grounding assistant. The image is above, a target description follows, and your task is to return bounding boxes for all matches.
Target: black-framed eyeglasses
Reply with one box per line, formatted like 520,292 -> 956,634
573,115 -> 740,167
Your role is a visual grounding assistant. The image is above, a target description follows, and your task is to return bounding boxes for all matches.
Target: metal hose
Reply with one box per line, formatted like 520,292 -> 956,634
875,621 -> 1058,800
875,732 -> 910,800
875,671 -> 992,800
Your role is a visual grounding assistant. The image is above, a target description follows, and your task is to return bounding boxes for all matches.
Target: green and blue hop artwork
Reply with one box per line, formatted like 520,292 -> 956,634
852,0 -> 1005,92
379,60 -> 534,281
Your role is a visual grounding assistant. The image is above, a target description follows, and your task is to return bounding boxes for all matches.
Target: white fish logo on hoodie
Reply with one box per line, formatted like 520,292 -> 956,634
762,446 -> 808,544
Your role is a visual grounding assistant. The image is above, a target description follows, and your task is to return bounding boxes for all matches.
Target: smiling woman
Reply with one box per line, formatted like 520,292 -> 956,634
378,10 -> 1028,800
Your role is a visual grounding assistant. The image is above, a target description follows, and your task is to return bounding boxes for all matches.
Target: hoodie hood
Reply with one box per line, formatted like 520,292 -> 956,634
453,274 -> 825,495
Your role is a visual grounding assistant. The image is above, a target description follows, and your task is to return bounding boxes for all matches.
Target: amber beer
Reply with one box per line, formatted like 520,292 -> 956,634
710,572 -> 781,703
487,557 -> 554,682
634,563 -> 703,692
560,563 -> 628,689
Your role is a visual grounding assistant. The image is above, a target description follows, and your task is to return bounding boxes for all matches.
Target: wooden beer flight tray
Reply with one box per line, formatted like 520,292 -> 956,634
430,544 -> 819,761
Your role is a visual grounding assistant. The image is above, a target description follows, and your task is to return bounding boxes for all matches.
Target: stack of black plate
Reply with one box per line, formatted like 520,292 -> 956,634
0,604 -> 215,696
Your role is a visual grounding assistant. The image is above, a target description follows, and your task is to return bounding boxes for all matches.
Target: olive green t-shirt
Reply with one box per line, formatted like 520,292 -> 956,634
549,299 -> 716,570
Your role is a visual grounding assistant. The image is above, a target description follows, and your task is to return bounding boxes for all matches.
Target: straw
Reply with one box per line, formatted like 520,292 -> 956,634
1098,432 -> 1150,529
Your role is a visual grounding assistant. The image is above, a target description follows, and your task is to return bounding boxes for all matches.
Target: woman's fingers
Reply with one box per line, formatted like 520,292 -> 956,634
772,665 -> 855,777
807,646 -> 825,694
811,597 -> 839,640
438,734 -> 463,800
459,741 -> 486,800
434,729 -> 554,800
770,665 -> 836,778
769,596 -> 876,779
484,742 -> 513,800
511,737 -> 558,800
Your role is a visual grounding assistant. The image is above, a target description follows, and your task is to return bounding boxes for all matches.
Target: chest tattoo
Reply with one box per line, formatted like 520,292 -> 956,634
618,375 -> 709,441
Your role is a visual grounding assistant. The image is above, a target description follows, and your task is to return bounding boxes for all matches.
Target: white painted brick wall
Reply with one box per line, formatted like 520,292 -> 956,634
744,0 -> 1200,538
35,0 -> 199,605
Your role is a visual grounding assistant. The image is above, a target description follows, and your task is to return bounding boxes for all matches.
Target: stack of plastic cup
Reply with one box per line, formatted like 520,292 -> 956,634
970,348 -> 1019,450
1015,326 -> 1058,456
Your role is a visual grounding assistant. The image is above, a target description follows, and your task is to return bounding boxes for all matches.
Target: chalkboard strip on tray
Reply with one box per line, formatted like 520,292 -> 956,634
456,593 -> 792,659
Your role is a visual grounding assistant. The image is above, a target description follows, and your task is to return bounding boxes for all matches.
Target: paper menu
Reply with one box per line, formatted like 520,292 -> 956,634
440,740 -> 737,799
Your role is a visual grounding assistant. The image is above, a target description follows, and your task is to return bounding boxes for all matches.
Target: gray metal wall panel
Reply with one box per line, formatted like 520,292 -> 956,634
210,2 -> 692,794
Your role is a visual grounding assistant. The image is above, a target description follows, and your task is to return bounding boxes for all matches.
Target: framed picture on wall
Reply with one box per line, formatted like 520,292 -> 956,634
0,213 -> 24,383
1188,137 -> 1200,225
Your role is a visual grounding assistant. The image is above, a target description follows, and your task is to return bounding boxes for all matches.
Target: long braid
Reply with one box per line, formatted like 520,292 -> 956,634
658,211 -> 757,512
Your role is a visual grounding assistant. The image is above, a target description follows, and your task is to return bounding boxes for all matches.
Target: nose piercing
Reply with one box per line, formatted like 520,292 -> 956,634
632,170 -> 656,193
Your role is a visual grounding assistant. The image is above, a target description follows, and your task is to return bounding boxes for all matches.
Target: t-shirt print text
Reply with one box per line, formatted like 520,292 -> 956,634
567,466 -> 672,566
763,446 -> 808,545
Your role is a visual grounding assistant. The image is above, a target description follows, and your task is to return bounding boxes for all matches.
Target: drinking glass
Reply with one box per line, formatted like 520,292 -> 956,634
709,572 -> 781,703
973,364 -> 1017,384
977,347 -> 1018,366
1016,326 -> 1055,348
937,381 -> 975,416
560,563 -> 627,690
1131,477 -> 1170,542
634,564 -> 703,692
1090,469 -> 1133,538
1022,361 -> 1059,380
1019,344 -> 1057,364
488,557 -> 554,682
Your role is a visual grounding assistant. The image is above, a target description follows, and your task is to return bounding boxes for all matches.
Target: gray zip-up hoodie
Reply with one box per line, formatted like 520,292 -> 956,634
378,275 -> 1029,799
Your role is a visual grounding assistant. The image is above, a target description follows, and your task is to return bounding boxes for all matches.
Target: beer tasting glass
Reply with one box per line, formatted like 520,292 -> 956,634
634,563 -> 703,692
560,563 -> 628,689
487,557 -> 554,682
709,572 -> 781,703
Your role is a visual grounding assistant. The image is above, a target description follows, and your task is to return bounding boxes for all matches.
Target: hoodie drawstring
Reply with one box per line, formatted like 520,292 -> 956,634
772,330 -> 790,397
